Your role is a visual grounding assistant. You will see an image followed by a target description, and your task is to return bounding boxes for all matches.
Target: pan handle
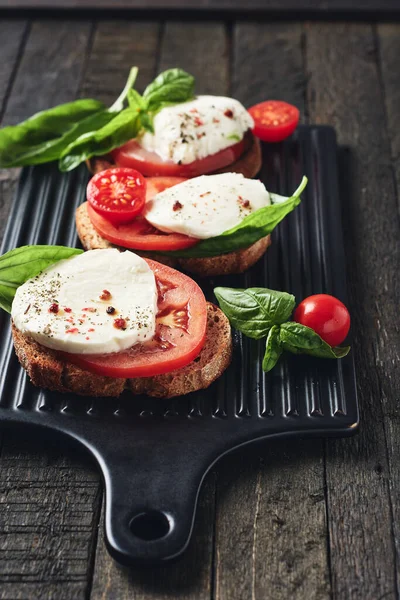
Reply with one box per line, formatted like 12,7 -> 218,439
93,438 -> 208,565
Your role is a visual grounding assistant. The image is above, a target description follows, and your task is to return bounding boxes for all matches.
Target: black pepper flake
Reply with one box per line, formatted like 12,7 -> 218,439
107,306 -> 116,315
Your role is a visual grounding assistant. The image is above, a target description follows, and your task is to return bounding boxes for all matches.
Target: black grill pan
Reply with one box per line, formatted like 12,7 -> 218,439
0,126 -> 358,565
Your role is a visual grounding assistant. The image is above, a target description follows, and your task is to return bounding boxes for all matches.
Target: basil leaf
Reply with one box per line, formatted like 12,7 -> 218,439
0,246 -> 83,313
280,322 -> 350,359
0,99 -> 105,167
127,88 -> 147,112
214,287 -> 295,339
167,177 -> 307,258
59,108 -> 140,172
143,68 -> 195,110
262,325 -> 283,372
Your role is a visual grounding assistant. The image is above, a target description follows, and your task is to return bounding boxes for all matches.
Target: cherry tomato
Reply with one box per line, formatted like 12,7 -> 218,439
63,259 -> 207,378
87,167 -> 146,225
86,176 -> 198,251
248,100 -> 299,143
294,294 -> 350,347
112,136 -> 248,177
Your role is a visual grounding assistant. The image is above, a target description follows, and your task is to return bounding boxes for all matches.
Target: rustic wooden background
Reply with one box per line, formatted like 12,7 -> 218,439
0,14 -> 399,600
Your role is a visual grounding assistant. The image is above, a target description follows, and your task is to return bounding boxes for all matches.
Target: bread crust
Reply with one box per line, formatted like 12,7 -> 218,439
11,303 -> 232,399
76,201 -> 271,276
87,133 -> 262,179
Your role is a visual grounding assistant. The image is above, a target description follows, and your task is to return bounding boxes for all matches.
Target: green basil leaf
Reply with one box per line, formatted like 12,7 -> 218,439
167,176 -> 307,258
0,99 -> 105,167
58,108 -> 140,171
262,325 -> 283,372
127,88 -> 147,112
280,322 -> 350,359
143,68 -> 195,110
214,287 -> 295,339
0,245 -> 83,313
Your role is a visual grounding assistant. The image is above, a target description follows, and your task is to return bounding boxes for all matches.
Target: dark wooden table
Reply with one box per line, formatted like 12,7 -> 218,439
0,12 -> 399,600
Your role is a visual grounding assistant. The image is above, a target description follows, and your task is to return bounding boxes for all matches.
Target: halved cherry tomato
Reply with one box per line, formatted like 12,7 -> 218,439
86,176 -> 199,251
112,135 -> 248,177
294,294 -> 350,347
87,167 -> 146,225
63,260 -> 207,378
248,101 -> 299,143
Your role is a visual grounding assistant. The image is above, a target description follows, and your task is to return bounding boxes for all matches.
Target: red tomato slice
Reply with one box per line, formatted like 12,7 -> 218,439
63,260 -> 207,378
294,294 -> 350,347
112,136 -> 247,177
87,167 -> 146,225
86,176 -> 199,251
248,101 -> 299,143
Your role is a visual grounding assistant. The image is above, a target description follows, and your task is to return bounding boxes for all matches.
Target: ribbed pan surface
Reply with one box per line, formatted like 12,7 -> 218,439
0,125 -> 358,565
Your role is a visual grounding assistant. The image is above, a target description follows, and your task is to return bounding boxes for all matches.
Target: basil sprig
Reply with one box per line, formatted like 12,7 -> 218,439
166,177 -> 307,258
214,286 -> 350,372
0,67 -> 195,172
0,246 -> 83,313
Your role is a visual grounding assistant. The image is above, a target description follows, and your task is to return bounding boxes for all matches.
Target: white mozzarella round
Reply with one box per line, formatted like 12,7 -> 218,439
144,173 -> 271,240
11,249 -> 158,355
139,95 -> 254,165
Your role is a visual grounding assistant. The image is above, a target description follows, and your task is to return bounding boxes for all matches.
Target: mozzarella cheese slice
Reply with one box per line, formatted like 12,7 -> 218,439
12,249 -> 158,355
144,172 -> 271,240
139,95 -> 254,165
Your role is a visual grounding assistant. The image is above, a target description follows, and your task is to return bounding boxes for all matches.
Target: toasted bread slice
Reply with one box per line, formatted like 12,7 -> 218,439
11,303 -> 232,399
87,133 -> 262,179
76,202 -> 271,276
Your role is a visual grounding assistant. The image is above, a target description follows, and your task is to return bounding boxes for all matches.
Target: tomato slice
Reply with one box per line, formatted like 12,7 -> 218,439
248,101 -> 299,143
294,294 -> 350,347
87,167 -> 146,225
112,136 -> 247,177
63,260 -> 207,378
87,176 -> 199,251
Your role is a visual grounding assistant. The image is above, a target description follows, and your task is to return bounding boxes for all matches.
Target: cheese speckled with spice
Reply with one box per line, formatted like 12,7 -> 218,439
11,249 -> 157,355
139,95 -> 254,164
144,172 -> 270,239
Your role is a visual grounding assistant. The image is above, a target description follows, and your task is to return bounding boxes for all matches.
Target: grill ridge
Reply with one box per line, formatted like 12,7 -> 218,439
0,128 -> 356,431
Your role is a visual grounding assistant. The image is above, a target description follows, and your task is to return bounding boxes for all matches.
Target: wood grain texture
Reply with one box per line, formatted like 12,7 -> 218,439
0,431 -> 101,600
0,20 -> 28,119
0,18 -> 101,600
307,22 -> 400,600
377,22 -> 400,596
88,20 -> 228,599
158,21 -> 228,95
91,476 -> 216,600
2,19 -> 92,126
378,24 -> 400,215
80,20 -> 161,105
213,22 -> 330,600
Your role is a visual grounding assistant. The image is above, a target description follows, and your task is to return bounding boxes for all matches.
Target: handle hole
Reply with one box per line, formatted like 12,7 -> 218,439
129,511 -> 171,541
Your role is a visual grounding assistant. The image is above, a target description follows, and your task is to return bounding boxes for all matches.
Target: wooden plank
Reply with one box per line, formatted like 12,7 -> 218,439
377,22 -> 400,594
89,21 -> 227,598
378,24 -> 400,214
0,0 -> 399,12
307,22 -> 400,599
0,430 -> 100,600
158,21 -> 228,95
0,20 -> 28,119
91,477 -> 216,600
80,20 -> 161,105
0,19 -> 101,600
214,22 -> 330,600
2,19 -> 92,126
